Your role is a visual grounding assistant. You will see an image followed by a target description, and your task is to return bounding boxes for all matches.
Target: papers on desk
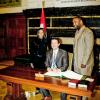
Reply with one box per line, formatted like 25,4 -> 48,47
44,70 -> 83,80
85,77 -> 94,82
44,71 -> 62,77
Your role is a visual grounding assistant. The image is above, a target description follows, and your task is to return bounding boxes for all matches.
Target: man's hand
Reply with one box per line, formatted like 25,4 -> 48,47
47,68 -> 52,72
47,68 -> 61,73
52,68 -> 61,73
81,64 -> 86,68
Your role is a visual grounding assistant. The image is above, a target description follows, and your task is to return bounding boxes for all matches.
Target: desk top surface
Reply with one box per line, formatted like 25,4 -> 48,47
0,65 -> 94,97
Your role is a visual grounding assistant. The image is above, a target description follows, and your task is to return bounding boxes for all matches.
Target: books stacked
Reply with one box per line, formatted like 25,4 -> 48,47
78,80 -> 89,90
68,79 -> 90,90
68,79 -> 80,88
35,73 -> 44,80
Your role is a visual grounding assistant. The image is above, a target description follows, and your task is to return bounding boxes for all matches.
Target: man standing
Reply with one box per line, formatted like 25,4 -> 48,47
73,16 -> 94,76
73,16 -> 94,100
40,38 -> 68,100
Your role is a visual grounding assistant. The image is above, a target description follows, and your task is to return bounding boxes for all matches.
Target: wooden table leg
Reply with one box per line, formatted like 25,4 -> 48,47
4,82 -> 26,100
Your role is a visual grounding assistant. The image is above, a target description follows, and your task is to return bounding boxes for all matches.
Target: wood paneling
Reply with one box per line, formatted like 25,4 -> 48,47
0,13 -> 26,59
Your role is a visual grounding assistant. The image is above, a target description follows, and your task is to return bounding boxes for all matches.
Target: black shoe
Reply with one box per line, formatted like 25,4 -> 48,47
35,90 -> 40,95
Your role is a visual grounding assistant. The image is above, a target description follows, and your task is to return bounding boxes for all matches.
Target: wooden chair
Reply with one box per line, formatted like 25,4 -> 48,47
0,80 -> 7,100
67,52 -> 73,70
67,95 -> 81,100
67,53 -> 81,100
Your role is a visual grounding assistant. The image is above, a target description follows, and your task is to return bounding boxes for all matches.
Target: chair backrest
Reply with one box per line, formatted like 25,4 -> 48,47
67,52 -> 73,70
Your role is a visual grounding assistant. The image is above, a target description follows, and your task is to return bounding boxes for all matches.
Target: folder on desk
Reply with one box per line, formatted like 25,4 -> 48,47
44,70 -> 83,80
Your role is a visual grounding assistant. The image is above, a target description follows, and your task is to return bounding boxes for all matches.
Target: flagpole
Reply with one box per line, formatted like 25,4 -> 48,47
42,0 -> 45,8
40,0 -> 46,34
42,0 -> 47,37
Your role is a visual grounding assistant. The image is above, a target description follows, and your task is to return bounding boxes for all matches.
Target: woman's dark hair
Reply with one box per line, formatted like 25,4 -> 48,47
37,28 -> 44,34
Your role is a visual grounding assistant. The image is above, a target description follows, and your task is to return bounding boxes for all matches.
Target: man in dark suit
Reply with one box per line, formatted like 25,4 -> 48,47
40,38 -> 68,100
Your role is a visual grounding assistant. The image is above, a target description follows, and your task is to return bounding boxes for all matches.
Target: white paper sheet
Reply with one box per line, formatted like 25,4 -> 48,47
44,71 -> 62,77
61,70 -> 83,80
44,70 -> 83,80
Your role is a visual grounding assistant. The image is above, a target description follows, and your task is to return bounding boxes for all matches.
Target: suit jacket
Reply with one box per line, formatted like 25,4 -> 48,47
45,49 -> 68,71
74,26 -> 94,76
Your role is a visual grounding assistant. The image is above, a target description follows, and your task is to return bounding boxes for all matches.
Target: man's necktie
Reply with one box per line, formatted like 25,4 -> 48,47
51,52 -> 57,68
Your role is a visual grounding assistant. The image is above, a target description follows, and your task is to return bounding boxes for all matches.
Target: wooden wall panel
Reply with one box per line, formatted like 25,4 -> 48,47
0,13 -> 26,59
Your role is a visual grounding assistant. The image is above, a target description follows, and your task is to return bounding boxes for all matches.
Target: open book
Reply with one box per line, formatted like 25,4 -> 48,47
44,70 -> 83,80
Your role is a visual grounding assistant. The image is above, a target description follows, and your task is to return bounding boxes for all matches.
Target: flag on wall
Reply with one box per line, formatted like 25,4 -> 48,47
40,1 -> 46,32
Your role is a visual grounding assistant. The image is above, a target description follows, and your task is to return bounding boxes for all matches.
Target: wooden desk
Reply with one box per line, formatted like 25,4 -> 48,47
0,60 -> 14,66
0,60 -> 14,69
0,65 -> 94,99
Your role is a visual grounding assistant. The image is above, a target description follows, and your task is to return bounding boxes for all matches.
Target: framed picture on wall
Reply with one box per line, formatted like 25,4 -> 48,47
0,0 -> 21,7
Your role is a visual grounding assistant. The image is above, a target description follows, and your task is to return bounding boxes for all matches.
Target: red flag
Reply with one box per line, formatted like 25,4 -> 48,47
40,7 -> 46,32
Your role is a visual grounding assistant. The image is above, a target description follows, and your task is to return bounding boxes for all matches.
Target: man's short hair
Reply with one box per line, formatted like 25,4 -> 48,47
73,16 -> 86,25
51,37 -> 62,44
